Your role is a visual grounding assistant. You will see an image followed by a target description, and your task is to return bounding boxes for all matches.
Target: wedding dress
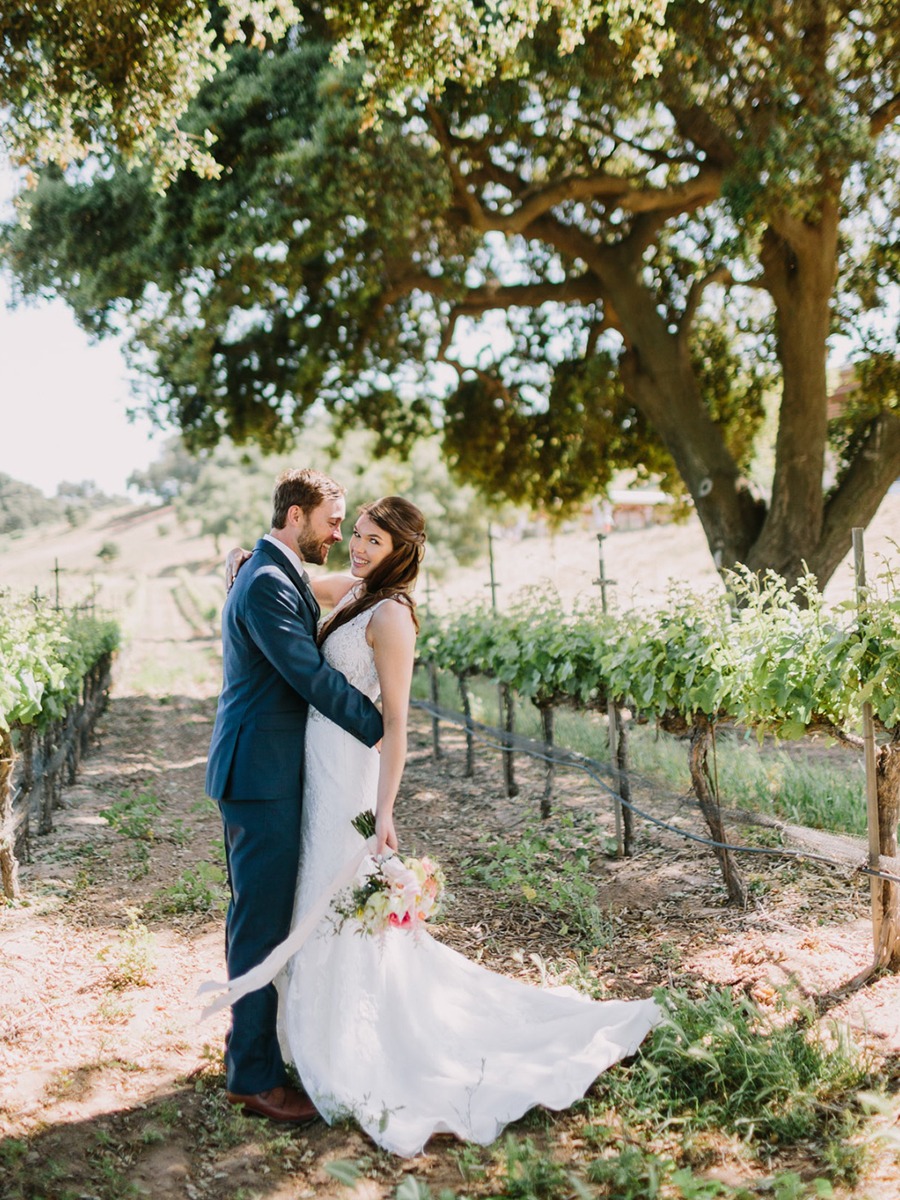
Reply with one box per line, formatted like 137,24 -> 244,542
276,596 -> 661,1158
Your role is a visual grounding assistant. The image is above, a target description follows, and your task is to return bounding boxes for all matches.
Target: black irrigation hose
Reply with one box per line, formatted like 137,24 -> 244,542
410,698 -> 900,887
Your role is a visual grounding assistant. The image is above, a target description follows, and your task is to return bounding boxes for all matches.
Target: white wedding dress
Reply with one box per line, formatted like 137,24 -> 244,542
277,597 -> 661,1157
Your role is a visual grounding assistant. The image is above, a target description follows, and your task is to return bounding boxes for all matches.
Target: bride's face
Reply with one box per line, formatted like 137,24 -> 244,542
349,514 -> 394,579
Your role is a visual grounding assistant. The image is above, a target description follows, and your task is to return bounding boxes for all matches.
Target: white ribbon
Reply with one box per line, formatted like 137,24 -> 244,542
197,835 -> 377,1021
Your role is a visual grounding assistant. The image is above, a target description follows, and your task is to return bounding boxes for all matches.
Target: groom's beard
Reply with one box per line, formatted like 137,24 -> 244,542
296,528 -> 332,566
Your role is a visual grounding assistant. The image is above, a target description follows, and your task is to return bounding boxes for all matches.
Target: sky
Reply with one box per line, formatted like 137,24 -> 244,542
0,163 -> 169,498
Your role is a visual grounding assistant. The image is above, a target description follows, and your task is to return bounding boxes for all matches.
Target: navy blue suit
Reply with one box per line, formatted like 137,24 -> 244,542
206,537 -> 383,1093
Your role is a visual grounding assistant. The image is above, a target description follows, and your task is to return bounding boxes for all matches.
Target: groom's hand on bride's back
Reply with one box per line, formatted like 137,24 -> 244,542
225,547 -> 252,592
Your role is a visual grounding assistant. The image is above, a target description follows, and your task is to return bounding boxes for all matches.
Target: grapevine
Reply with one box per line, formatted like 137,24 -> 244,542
0,592 -> 120,731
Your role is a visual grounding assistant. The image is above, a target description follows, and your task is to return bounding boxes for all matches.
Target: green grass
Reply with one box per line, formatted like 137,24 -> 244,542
594,986 -> 872,1172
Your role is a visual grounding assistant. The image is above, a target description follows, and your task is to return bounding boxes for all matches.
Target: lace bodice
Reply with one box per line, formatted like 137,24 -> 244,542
306,591 -> 388,732
316,601 -> 383,701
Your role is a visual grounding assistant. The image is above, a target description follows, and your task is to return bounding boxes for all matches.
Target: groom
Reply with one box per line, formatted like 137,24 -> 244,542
206,467 -> 384,1124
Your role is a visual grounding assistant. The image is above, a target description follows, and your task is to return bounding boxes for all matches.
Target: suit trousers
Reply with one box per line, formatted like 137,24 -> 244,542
218,793 -> 302,1094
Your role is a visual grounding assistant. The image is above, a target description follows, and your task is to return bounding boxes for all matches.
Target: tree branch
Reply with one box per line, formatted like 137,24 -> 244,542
425,101 -> 489,230
447,277 -> 601,315
663,95 -> 737,168
680,265 -> 735,339
430,100 -> 723,236
569,111 -> 702,169
811,411 -> 900,583
871,92 -> 900,137
457,165 -> 723,234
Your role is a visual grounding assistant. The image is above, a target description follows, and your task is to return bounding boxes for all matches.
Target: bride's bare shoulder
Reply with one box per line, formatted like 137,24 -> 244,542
369,595 -> 416,638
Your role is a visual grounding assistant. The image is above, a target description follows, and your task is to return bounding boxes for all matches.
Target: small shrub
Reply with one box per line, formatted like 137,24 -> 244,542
154,861 -> 227,915
98,909 -> 156,988
101,790 -> 161,841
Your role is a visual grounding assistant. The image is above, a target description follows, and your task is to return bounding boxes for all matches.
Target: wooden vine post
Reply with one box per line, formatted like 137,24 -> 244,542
686,715 -> 747,907
0,728 -> 19,899
875,746 -> 900,968
457,674 -> 475,777
500,683 -> 518,797
853,528 -> 900,968
428,661 -> 441,760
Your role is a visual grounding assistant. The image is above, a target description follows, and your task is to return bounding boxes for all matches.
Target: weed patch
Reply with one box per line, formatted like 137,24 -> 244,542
460,814 -> 615,951
100,790 -> 162,841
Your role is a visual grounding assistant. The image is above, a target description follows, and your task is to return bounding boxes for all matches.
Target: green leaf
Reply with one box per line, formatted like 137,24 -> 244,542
325,1159 -> 364,1186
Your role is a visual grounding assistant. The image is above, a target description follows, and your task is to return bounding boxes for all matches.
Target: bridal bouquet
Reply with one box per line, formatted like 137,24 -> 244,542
333,811 -> 446,936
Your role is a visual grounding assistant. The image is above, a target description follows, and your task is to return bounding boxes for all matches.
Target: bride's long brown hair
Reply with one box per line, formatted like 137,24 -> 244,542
317,496 -> 426,645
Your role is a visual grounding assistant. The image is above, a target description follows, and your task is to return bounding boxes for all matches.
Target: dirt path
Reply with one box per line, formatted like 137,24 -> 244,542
3,525 -> 900,1198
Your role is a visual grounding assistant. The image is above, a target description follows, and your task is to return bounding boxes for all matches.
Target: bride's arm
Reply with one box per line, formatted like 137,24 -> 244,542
369,599 -> 417,855
224,547 -> 354,607
225,547 -> 251,591
310,573 -> 355,608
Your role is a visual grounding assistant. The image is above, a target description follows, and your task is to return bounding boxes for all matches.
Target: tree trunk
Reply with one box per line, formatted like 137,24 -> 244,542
615,711 -> 634,857
745,213 -> 835,580
539,704 -> 554,819
576,210 -> 900,592
598,246 -> 764,573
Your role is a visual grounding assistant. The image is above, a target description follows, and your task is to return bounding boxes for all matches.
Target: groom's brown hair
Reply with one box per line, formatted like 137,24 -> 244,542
271,468 -> 345,529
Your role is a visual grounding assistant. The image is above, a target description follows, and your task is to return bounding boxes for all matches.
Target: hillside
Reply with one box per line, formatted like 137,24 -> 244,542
3,486 -> 899,629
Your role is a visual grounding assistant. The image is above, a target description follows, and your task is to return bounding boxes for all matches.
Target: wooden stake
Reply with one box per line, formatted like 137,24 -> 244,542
853,527 -> 884,957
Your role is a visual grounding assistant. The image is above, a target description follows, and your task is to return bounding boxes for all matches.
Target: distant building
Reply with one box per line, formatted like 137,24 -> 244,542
827,365 -> 858,422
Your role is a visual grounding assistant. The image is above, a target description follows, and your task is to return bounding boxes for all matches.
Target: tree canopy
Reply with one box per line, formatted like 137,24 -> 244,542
0,1 -> 300,182
0,473 -> 56,535
4,2 -> 900,586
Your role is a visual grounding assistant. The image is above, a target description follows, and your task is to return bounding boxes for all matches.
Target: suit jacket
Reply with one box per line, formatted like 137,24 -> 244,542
206,538 -> 383,801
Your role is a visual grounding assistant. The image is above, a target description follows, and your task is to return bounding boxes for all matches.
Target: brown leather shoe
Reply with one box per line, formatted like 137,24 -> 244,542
226,1084 -> 318,1124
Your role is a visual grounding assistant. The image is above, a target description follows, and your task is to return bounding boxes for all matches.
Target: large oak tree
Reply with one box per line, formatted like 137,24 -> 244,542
4,1 -> 900,586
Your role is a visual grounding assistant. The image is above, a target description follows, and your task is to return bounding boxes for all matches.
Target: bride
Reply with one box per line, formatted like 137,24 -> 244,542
223,496 -> 660,1158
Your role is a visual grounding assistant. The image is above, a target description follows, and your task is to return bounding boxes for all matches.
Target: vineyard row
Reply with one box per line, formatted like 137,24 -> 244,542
0,593 -> 120,899
417,568 -> 900,963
